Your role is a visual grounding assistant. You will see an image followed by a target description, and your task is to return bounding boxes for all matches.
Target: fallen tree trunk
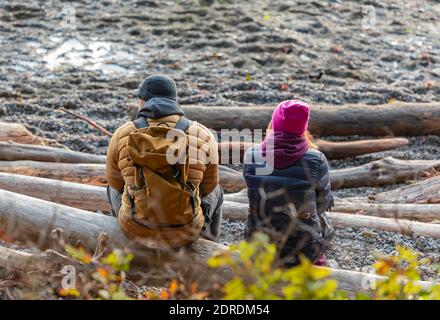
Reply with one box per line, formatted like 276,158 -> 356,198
224,192 -> 440,222
1,192 -> 435,293
331,201 -> 440,222
0,161 -> 108,186
330,157 -> 440,189
219,138 -> 409,163
0,122 -> 45,145
220,202 -> 440,236
0,133 -> 409,167
373,175 -> 440,204
0,189 -> 224,268
314,138 -> 409,160
1,242 -> 433,293
8,174 -> 437,224
182,102 -> 440,136
0,172 -> 110,212
2,157 -> 437,192
0,161 -> 246,192
326,212 -> 440,238
219,165 -> 246,191
0,142 -> 106,164
0,245 -> 53,273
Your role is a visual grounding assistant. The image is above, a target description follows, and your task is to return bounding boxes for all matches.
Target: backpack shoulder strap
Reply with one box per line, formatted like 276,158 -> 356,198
174,116 -> 193,132
133,117 -> 149,129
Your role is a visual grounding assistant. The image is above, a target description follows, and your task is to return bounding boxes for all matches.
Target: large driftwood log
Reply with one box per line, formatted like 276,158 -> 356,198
326,212 -> 440,238
0,142 -> 106,164
1,157 -> 438,192
0,122 -> 45,145
0,161 -> 108,186
0,161 -> 245,192
0,172 -> 110,212
0,189 -> 224,267
213,199 -> 440,238
219,138 -> 409,163
0,245 -> 54,273
314,138 -> 409,160
331,201 -> 440,223
224,191 -> 440,222
373,175 -> 440,204
330,157 -> 440,189
1,191 -> 434,293
182,103 -> 440,136
3,173 -> 439,237
2,242 -> 434,293
0,130 -> 409,164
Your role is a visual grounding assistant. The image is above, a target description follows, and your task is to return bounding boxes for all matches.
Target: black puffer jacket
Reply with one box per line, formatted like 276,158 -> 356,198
243,144 -> 334,266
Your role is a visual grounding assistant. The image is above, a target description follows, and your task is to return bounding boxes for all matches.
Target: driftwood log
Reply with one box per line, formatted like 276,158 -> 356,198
0,190 -> 435,293
326,212 -> 440,238
0,189 -> 223,267
0,160 -> 245,192
0,244 -> 433,293
0,136 -> 409,169
219,138 -> 409,162
0,122 -> 45,145
224,191 -> 440,222
0,161 -> 108,186
0,172 -> 110,212
330,157 -> 440,189
0,141 -> 106,164
373,175 -> 440,204
2,175 -> 438,238
1,157 -> 438,191
182,103 -> 440,136
331,200 -> 440,223
220,202 -> 440,238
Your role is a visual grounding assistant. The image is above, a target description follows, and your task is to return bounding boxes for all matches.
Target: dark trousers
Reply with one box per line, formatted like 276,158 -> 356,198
106,184 -> 223,242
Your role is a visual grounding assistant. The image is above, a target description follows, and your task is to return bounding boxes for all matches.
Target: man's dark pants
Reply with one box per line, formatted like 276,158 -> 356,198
107,184 -> 224,242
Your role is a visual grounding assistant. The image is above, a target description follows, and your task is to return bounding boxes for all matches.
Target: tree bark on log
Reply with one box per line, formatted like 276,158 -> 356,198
330,157 -> 440,189
373,175 -> 440,204
0,122 -> 45,145
182,103 -> 440,136
0,142 -> 106,164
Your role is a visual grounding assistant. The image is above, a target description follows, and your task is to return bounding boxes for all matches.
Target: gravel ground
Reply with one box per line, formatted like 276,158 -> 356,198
1,0 -> 439,284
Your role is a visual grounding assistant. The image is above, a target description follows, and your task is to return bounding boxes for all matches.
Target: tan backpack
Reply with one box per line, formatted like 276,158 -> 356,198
119,116 -> 204,248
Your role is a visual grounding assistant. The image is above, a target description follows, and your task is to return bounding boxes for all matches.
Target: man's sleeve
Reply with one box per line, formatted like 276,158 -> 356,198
200,162 -> 219,196
199,124 -> 219,196
106,129 -> 124,192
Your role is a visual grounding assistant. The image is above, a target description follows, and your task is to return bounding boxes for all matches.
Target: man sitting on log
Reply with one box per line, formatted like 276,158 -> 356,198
106,74 -> 223,246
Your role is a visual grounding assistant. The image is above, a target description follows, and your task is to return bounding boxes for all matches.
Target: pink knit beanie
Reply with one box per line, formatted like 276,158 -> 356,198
271,100 -> 310,136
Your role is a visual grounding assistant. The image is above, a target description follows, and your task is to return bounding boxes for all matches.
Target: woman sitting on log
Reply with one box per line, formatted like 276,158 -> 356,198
243,100 -> 334,266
